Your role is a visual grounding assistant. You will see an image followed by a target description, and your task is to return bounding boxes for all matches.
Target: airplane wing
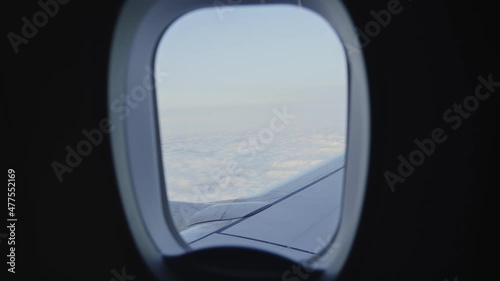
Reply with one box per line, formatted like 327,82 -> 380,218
169,153 -> 345,263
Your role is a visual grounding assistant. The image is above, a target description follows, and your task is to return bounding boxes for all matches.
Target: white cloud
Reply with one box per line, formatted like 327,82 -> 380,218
162,126 -> 345,202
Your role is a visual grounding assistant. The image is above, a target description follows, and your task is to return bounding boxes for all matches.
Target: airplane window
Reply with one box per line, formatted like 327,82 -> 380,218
154,4 -> 347,263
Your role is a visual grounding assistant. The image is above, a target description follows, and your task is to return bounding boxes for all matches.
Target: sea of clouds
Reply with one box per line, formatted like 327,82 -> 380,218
161,125 -> 345,202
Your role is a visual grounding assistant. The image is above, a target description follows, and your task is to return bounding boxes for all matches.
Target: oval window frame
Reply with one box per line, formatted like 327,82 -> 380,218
108,0 -> 370,280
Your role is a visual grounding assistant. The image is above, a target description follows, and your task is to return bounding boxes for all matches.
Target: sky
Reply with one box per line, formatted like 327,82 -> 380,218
154,4 -> 348,202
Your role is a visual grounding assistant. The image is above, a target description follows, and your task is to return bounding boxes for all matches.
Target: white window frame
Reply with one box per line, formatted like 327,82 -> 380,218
108,0 -> 370,280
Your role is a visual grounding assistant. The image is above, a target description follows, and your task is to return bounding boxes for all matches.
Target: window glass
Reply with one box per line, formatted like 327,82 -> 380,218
155,4 -> 347,258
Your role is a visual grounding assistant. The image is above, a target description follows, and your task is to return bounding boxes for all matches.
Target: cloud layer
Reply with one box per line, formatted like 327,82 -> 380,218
162,126 -> 345,203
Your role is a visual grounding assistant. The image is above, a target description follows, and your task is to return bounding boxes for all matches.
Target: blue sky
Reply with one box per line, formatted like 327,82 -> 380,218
155,5 -> 347,131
